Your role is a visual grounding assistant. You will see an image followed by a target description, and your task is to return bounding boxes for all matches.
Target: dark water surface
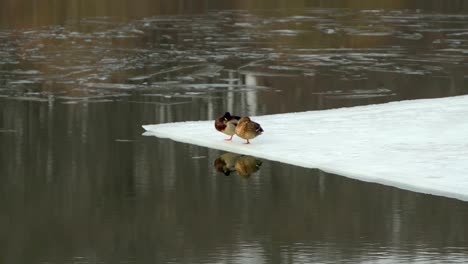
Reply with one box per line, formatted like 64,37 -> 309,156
1,1 -> 468,263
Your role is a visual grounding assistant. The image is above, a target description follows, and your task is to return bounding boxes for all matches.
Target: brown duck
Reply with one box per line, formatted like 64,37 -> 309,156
235,117 -> 264,144
213,153 -> 241,176
215,112 -> 241,141
214,153 -> 262,178
235,155 -> 262,178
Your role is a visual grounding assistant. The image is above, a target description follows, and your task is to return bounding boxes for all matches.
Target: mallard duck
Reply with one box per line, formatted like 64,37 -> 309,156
213,153 -> 241,176
234,117 -> 263,144
215,112 -> 241,141
235,155 -> 262,178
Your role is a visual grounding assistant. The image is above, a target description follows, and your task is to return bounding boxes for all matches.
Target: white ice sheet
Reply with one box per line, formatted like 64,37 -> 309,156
143,95 -> 468,202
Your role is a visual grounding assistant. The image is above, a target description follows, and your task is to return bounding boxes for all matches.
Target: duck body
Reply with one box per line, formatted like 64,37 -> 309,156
214,153 -> 262,178
213,153 -> 241,176
235,117 -> 263,144
235,155 -> 262,178
215,112 -> 241,141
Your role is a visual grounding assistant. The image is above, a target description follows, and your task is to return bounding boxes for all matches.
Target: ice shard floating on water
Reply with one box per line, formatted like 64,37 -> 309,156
143,95 -> 468,202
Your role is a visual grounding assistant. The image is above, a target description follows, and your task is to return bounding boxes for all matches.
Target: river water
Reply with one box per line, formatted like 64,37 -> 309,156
1,1 -> 468,263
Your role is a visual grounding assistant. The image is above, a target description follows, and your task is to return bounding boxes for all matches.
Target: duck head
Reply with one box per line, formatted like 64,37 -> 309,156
223,112 -> 233,121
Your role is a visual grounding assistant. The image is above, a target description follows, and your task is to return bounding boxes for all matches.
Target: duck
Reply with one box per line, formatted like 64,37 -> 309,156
235,155 -> 262,178
234,117 -> 263,144
215,112 -> 241,141
213,153 -> 241,176
213,153 -> 262,178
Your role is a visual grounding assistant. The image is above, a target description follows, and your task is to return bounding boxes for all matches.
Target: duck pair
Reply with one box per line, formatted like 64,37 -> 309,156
214,153 -> 262,177
214,112 -> 263,144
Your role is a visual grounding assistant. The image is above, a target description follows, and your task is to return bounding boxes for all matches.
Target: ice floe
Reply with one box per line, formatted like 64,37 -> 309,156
143,95 -> 468,202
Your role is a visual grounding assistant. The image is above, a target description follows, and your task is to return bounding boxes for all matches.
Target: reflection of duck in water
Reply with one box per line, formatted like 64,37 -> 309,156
235,117 -> 263,144
235,155 -> 262,178
214,153 -> 240,176
215,112 -> 241,141
214,153 -> 262,178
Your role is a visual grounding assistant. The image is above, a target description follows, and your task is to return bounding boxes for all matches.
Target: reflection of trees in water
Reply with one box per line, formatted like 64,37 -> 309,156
214,152 -> 262,178
2,0 -> 468,28
243,68 -> 467,114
